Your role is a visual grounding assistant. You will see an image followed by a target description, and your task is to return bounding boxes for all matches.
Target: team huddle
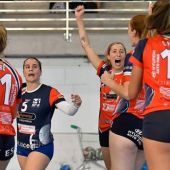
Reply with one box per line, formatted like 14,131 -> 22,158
0,0 -> 170,170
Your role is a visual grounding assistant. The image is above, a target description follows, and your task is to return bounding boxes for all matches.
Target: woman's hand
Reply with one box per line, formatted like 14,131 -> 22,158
101,71 -> 114,86
71,94 -> 82,107
75,5 -> 85,20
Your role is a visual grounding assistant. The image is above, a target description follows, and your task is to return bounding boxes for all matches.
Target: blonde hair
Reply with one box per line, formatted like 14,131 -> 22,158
0,25 -> 7,53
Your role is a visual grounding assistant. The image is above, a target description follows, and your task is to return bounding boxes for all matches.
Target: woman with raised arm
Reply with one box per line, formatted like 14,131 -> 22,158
16,57 -> 82,170
75,5 -> 146,170
100,13 -> 148,170
76,6 -> 149,170
75,5 -> 126,170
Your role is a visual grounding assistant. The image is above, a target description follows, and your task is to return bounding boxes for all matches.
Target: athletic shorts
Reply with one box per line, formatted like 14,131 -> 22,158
0,135 -> 15,160
17,142 -> 54,160
99,129 -> 109,147
111,112 -> 143,150
143,110 -> 170,142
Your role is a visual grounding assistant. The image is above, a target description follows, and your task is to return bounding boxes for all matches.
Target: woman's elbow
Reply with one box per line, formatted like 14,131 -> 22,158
128,91 -> 139,100
122,91 -> 131,100
122,92 -> 129,100
122,90 -> 138,100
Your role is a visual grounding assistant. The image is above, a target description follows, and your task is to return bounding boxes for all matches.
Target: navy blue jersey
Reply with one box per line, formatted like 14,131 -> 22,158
17,84 -> 65,150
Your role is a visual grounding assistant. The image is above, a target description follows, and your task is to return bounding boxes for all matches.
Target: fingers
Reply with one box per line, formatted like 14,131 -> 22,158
103,71 -> 112,79
71,94 -> 82,107
75,5 -> 84,13
75,5 -> 85,19
75,5 -> 84,11
101,71 -> 112,85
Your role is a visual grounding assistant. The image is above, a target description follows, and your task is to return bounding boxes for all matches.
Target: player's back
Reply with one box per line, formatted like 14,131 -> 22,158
144,35 -> 170,112
0,59 -> 22,135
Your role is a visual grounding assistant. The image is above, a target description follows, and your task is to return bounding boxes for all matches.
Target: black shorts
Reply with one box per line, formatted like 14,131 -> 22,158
143,109 -> 170,142
111,112 -> 143,150
0,135 -> 15,160
99,129 -> 109,147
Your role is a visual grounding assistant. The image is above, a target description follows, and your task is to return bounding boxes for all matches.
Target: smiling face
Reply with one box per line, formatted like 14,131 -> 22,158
23,58 -> 42,84
106,43 -> 126,72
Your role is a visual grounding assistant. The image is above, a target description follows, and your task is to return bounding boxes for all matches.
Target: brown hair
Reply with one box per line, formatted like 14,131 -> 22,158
23,57 -> 42,71
146,0 -> 170,34
104,42 -> 126,66
130,15 -> 147,39
0,25 -> 7,53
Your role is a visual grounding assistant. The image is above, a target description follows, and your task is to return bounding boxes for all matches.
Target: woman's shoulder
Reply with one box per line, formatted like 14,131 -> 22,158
41,84 -> 58,92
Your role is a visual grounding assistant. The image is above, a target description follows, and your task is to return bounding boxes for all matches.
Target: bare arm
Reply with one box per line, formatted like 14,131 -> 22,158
101,66 -> 142,100
128,65 -> 143,99
101,71 -> 130,99
75,5 -> 102,70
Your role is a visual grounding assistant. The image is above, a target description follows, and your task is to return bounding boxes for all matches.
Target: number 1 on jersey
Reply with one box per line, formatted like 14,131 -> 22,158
0,74 -> 12,105
161,49 -> 170,79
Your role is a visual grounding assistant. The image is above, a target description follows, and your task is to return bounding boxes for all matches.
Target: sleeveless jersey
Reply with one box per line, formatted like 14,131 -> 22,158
17,84 -> 65,150
130,35 -> 170,115
0,59 -> 22,135
97,61 -> 123,132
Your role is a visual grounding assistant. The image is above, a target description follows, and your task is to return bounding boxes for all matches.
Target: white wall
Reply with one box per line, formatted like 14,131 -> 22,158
6,32 -> 131,56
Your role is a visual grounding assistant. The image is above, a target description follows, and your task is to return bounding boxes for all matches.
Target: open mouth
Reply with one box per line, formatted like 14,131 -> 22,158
28,73 -> 35,77
115,59 -> 121,66
115,59 -> 121,63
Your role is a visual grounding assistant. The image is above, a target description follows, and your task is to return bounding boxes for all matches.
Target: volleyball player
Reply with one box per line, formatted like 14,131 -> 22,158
16,57 -> 82,170
127,1 -> 170,169
75,5 -> 146,170
0,25 -> 22,170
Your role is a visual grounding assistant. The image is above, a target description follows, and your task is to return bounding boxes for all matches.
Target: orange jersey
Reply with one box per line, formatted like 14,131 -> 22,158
122,51 -> 145,118
0,59 -> 22,135
97,61 -> 123,132
130,35 -> 170,115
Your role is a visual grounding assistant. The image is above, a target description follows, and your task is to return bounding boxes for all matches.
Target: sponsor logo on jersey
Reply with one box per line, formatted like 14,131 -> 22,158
32,98 -> 41,107
18,123 -> 35,134
18,111 -> 36,121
